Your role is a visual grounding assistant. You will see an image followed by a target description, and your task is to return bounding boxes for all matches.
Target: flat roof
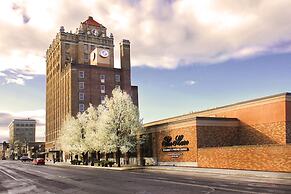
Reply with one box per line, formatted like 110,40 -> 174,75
144,92 -> 290,128
8,119 -> 37,128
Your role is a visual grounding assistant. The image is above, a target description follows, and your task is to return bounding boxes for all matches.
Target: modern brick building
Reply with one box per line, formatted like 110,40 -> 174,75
46,16 -> 138,161
142,93 -> 291,172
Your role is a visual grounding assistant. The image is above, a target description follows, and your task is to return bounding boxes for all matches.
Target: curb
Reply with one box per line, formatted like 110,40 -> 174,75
46,162 -> 142,171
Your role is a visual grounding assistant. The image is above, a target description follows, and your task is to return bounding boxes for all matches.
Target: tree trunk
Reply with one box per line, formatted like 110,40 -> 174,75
125,152 -> 129,165
116,148 -> 121,167
97,151 -> 100,161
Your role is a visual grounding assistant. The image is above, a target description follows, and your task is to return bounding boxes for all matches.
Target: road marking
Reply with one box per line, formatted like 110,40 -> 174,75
0,169 -> 18,181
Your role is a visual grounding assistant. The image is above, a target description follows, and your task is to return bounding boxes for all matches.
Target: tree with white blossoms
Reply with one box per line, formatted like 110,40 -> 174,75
82,104 -> 106,156
59,88 -> 142,167
59,114 -> 87,159
98,88 -> 143,167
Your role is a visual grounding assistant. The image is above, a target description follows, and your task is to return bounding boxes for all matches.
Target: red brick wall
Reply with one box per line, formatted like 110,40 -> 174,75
199,100 -> 287,144
239,122 -> 286,145
197,126 -> 239,148
287,100 -> 291,143
153,126 -> 197,163
198,144 -> 291,172
131,86 -> 138,107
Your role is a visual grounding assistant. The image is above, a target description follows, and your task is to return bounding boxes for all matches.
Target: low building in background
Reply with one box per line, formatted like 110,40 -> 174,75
8,119 -> 36,159
0,141 -> 9,160
142,92 -> 291,172
27,142 -> 45,159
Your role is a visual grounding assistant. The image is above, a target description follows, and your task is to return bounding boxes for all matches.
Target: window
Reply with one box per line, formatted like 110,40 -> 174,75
100,95 -> 105,104
79,82 -> 84,90
79,104 -> 85,112
79,71 -> 84,79
84,53 -> 89,61
101,85 -> 105,93
84,44 -> 88,52
65,43 -> 70,53
100,74 -> 105,83
79,92 -> 84,100
115,74 -> 120,82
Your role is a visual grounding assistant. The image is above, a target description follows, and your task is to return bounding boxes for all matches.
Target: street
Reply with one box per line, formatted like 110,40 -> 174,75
0,160 -> 290,194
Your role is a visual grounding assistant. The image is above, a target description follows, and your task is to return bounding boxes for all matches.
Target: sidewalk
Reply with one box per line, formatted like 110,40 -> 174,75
47,161 -> 291,182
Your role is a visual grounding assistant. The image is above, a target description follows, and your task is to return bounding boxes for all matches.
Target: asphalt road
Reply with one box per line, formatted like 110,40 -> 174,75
0,160 -> 290,194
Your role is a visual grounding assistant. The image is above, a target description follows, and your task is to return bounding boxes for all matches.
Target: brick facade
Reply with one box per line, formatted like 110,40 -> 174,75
197,144 -> 291,172
197,126 -> 239,148
238,121 -> 287,145
46,17 -> 138,159
287,99 -> 291,143
143,93 -> 291,172
155,126 -> 197,164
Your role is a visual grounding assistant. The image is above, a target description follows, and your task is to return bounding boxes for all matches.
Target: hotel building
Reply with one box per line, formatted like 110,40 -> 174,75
46,16 -> 138,161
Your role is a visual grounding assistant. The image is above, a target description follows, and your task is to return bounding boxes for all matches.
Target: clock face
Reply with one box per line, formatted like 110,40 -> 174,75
99,49 -> 109,58
91,29 -> 97,36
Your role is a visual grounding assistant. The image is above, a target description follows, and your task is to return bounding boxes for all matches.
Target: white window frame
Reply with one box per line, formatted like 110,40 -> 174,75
79,92 -> 84,101
100,74 -> 105,83
100,95 -> 105,104
101,85 -> 105,94
79,71 -> 84,79
79,82 -> 84,90
79,104 -> 85,112
115,74 -> 120,82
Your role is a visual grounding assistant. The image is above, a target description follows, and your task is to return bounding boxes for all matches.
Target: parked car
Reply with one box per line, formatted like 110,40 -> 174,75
20,156 -> 32,162
32,158 -> 45,165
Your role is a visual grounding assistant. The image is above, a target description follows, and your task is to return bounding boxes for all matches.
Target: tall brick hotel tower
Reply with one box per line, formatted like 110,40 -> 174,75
46,16 -> 138,161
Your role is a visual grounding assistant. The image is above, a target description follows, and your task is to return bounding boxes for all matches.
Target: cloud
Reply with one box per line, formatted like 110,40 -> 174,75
0,113 -> 14,126
0,69 -> 35,85
0,109 -> 45,127
0,72 -> 6,77
12,2 -> 30,24
1,0 -> 291,74
184,80 -> 196,86
5,77 -> 25,85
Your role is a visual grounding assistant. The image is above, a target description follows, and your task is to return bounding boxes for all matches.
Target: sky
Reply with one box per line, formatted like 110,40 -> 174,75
1,0 -> 291,142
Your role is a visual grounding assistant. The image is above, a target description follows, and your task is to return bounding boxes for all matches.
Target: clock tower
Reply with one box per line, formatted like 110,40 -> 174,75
45,16 -> 138,161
